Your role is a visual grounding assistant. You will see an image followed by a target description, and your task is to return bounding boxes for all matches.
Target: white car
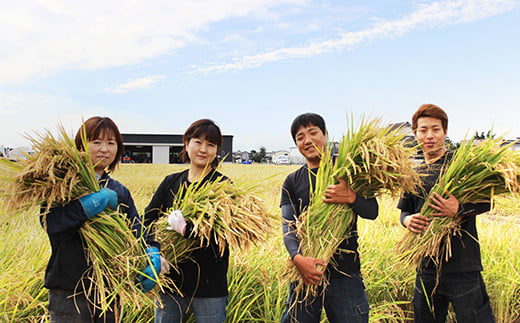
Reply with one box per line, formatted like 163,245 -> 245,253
273,156 -> 290,165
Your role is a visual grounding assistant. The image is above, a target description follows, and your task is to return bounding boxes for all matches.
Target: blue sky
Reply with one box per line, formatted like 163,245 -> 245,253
1,0 -> 519,151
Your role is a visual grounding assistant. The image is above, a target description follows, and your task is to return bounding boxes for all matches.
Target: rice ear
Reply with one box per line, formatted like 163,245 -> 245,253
157,175 -> 275,265
396,134 -> 520,272
287,115 -> 420,300
1,123 -> 159,312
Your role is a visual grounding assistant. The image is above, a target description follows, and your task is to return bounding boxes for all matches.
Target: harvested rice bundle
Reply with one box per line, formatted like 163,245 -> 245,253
156,177 -> 274,265
1,125 -> 156,313
288,116 -> 418,298
397,136 -> 520,270
1,129 -> 97,215
334,117 -> 419,199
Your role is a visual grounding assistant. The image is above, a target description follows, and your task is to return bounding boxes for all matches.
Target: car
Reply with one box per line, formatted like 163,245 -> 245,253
273,156 -> 290,165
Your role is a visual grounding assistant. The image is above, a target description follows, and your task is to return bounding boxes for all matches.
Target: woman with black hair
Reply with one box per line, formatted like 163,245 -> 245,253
145,119 -> 229,323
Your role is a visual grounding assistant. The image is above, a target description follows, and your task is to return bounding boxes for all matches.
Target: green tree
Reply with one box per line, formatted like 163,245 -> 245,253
486,130 -> 495,139
250,146 -> 266,163
445,137 -> 457,152
472,130 -> 495,140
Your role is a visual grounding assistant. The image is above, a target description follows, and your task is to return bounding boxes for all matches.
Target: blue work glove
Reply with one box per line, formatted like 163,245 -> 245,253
136,247 -> 161,293
78,188 -> 118,218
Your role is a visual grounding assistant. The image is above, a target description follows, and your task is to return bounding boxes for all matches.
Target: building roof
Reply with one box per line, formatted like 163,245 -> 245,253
121,133 -> 233,145
388,121 -> 411,132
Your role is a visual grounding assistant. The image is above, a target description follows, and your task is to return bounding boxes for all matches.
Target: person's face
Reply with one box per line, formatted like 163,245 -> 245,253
186,135 -> 218,169
88,130 -> 118,174
414,117 -> 447,156
295,124 -> 327,163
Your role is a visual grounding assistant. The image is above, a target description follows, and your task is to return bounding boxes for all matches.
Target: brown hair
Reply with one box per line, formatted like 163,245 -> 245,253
412,104 -> 448,133
74,117 -> 124,172
180,119 -> 222,169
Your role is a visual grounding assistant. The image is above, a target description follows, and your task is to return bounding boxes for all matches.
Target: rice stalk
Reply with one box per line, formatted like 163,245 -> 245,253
287,115 -> 418,299
0,124 -> 156,313
396,135 -> 520,271
156,177 -> 275,268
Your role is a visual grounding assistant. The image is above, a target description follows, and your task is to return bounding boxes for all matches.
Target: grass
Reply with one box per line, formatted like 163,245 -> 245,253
0,163 -> 519,322
0,205 -> 48,322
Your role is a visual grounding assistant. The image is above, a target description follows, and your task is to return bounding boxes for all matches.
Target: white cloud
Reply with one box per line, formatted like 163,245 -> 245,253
0,91 -> 162,146
192,0 -> 516,73
0,92 -> 22,118
0,0 -> 307,85
105,75 -> 166,94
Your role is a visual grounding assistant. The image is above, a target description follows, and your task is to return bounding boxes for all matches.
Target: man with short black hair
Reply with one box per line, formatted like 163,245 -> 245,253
398,104 -> 494,322
280,113 -> 378,323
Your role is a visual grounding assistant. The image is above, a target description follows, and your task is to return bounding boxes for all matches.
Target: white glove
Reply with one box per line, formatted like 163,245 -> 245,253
160,255 -> 171,275
166,209 -> 187,235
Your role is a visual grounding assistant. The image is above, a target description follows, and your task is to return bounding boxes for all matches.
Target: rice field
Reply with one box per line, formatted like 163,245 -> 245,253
1,163 -> 520,322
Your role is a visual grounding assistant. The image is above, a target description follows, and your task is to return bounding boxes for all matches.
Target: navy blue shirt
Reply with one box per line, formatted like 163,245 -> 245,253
397,152 -> 490,273
281,165 -> 378,278
41,173 -> 147,291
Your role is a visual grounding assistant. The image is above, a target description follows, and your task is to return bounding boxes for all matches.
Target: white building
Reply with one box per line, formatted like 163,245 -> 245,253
121,133 -> 233,164
272,150 -> 290,164
4,146 -> 35,160
289,147 -> 306,165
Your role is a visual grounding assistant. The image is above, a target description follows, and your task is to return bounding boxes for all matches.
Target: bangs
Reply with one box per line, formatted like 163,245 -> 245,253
181,119 -> 222,169
74,116 -> 124,172
86,118 -> 116,142
89,126 -> 115,141
191,124 -> 222,146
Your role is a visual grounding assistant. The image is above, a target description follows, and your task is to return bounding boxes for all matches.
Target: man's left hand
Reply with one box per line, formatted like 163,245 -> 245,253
323,177 -> 356,205
429,192 -> 459,218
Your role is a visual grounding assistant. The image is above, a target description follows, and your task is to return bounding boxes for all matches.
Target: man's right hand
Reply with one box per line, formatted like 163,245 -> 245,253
293,254 -> 326,285
404,213 -> 430,234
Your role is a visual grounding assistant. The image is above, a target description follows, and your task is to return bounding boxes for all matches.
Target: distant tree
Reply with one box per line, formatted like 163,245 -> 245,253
486,130 -> 495,139
472,130 -> 495,140
250,150 -> 257,162
250,147 -> 266,163
445,137 -> 457,152
472,131 -> 483,140
258,147 -> 266,162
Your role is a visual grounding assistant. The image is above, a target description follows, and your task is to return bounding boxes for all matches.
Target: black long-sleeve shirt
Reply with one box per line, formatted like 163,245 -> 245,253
397,151 -> 491,274
144,169 -> 229,297
41,173 -> 148,292
280,165 -> 378,278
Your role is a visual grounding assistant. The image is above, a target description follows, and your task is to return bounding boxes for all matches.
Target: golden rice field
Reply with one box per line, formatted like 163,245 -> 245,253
1,163 -> 520,322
